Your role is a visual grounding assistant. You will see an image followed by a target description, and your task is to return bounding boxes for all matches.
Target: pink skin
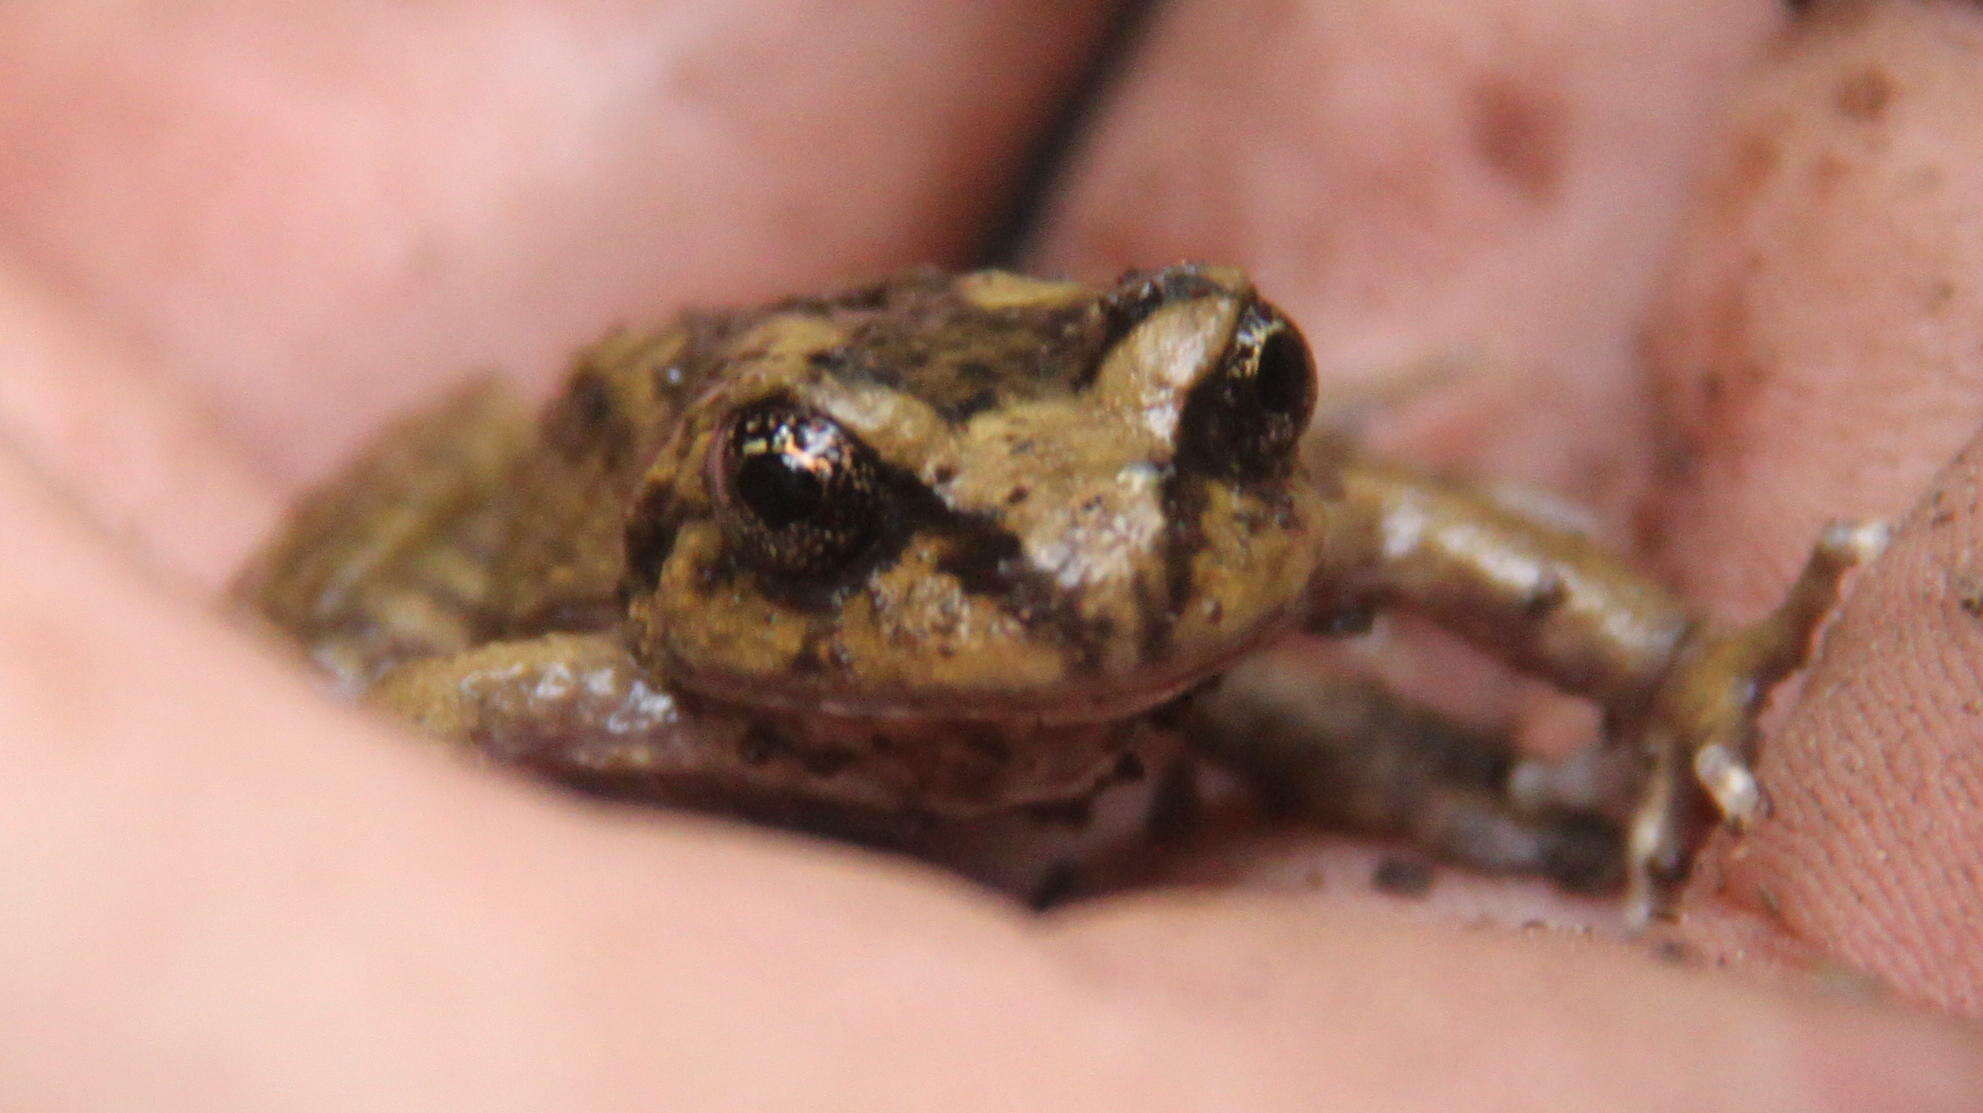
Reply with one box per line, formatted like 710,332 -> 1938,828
1648,1 -> 1983,1013
0,1 -> 1979,1109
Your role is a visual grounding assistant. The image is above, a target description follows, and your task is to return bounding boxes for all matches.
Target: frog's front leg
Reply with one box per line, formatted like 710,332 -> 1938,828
368,632 -> 999,848
1321,459 -> 1695,705
368,631 -> 794,809
1319,459 -> 1884,919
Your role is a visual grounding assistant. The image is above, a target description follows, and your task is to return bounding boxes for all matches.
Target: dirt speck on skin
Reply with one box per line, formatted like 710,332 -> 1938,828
1808,149 -> 1853,198
1797,0 -> 1879,38
1371,856 -> 1435,898
1754,883 -> 1786,927
1833,65 -> 1896,121
1679,284 -> 1777,453
1944,569 -> 1983,618
1927,489 -> 1956,527
1469,76 -> 1563,204
1652,937 -> 1691,964
1705,130 -> 1783,221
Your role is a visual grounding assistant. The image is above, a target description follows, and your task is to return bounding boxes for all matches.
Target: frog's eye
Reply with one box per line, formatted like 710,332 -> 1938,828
716,400 -> 889,578
1176,305 -> 1317,480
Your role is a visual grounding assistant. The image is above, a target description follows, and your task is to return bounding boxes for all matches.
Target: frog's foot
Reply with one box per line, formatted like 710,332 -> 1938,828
1625,519 -> 1889,925
1398,785 -> 1621,893
1184,660 -> 1622,892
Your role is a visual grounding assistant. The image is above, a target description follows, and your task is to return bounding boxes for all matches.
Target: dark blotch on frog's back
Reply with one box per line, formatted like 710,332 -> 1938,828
1100,266 -> 1232,338
790,272 -> 1118,423
622,481 -> 684,594
543,371 -> 616,454
540,364 -> 656,478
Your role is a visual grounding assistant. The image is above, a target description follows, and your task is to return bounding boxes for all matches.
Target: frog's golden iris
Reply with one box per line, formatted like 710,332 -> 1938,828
715,398 -> 892,581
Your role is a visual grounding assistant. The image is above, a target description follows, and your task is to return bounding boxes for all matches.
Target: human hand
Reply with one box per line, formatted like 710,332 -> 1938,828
0,1 -> 1977,1109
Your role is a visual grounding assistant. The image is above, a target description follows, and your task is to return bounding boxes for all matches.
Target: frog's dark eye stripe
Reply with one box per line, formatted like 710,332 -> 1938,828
715,399 -> 891,580
1174,305 -> 1318,481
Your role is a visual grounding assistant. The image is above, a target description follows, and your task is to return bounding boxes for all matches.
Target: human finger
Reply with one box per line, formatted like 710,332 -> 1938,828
1638,1 -> 1983,1013
0,1 -> 1119,490
0,450 -> 1976,1109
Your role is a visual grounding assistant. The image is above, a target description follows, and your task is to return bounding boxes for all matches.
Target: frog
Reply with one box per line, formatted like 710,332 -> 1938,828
241,264 -> 1886,923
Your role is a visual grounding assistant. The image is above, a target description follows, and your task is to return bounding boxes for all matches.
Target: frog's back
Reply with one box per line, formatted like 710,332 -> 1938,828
238,378 -> 537,687
239,312 -> 730,683
483,321 -> 715,636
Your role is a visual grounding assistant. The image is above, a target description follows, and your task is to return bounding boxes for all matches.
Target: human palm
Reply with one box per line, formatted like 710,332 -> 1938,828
0,2 -> 1977,1108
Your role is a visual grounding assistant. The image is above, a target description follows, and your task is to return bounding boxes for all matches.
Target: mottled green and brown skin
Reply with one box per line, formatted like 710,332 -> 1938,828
243,265 -> 1882,920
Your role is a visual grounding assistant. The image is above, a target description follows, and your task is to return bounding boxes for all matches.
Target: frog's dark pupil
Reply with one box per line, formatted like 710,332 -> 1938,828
1253,327 -> 1313,419
736,449 -> 827,528
1174,306 -> 1317,481
723,401 -> 888,580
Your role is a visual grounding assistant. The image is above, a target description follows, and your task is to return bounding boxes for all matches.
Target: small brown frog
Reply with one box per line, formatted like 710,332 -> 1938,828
242,265 -> 1883,921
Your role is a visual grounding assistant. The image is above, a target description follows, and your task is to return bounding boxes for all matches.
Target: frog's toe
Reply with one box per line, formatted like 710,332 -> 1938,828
1624,798 -> 1689,928
1818,518 -> 1892,567
1693,741 -> 1766,831
1621,732 -> 1713,928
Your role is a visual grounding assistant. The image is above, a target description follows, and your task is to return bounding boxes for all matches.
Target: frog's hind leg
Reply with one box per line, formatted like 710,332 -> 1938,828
1625,519 -> 1889,924
1185,656 -> 1623,893
237,379 -> 534,689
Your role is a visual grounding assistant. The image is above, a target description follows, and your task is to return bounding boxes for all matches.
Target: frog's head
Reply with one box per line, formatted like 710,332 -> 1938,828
623,265 -> 1332,722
